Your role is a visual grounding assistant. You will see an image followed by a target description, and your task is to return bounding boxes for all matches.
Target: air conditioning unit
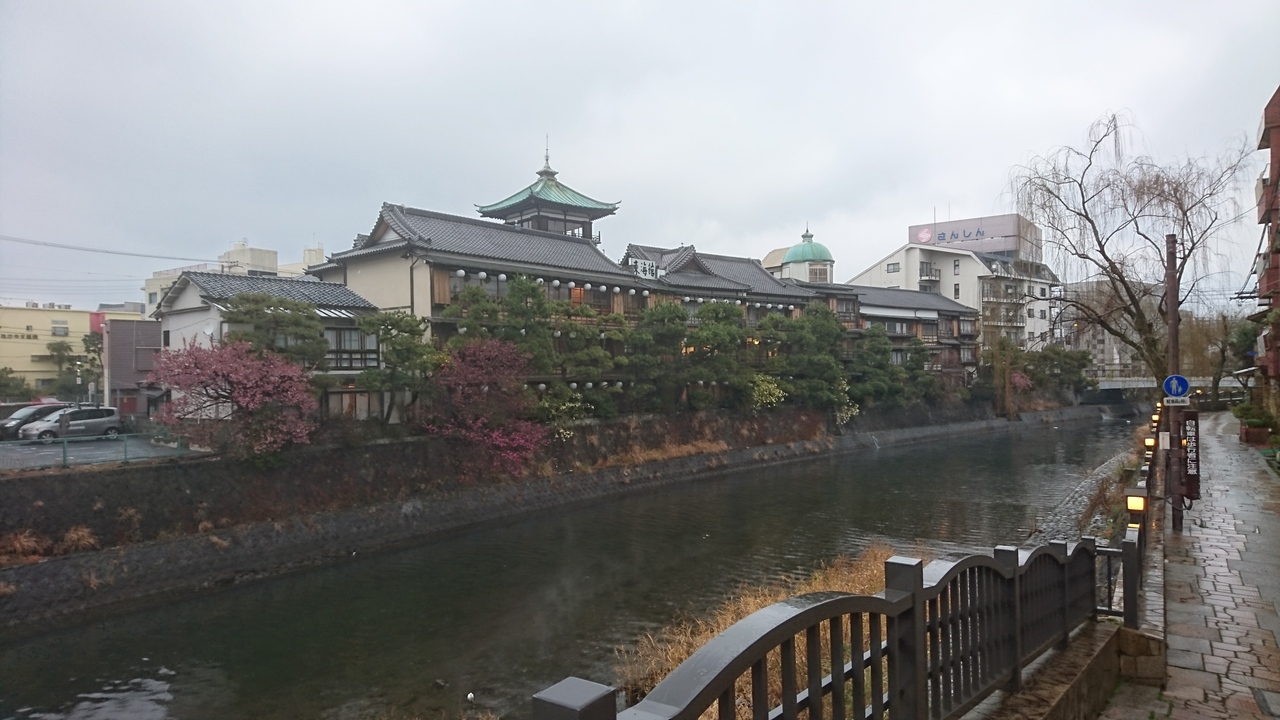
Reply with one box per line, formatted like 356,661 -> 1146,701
43,302 -> 56,308
25,301 -> 39,308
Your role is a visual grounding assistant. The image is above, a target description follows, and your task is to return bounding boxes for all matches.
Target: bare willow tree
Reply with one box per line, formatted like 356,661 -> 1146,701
1012,114 -> 1251,384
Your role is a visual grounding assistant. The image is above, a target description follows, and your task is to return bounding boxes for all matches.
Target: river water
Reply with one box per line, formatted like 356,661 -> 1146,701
0,420 -> 1134,720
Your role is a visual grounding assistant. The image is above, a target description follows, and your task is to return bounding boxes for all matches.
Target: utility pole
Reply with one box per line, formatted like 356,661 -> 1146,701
1166,233 -> 1184,533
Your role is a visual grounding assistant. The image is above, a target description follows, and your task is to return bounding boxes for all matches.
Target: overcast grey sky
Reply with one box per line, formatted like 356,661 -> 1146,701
1,0 -> 1277,309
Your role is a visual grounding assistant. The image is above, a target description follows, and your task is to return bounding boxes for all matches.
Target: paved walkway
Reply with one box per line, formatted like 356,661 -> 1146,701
1101,412 -> 1280,719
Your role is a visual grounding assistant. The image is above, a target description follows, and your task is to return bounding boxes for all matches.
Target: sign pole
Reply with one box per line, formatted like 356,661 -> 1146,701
1166,233 -> 1184,533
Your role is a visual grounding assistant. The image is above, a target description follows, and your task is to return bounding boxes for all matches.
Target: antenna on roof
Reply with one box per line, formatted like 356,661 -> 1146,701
545,134 -> 550,166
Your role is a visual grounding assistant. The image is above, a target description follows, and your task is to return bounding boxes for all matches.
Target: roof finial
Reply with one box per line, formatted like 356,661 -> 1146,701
802,224 -> 813,242
538,135 -> 558,180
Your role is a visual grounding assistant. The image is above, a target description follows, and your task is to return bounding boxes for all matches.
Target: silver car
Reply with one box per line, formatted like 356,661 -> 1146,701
19,407 -> 123,442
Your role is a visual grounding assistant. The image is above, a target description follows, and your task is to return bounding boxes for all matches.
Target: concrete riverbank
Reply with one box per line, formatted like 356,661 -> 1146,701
0,405 -> 1134,636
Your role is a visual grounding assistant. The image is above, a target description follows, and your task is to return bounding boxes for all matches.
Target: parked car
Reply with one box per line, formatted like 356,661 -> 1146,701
0,403 -> 76,440
19,407 -> 122,442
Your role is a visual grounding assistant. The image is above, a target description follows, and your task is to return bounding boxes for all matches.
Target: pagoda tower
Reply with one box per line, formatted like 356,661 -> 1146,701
476,155 -> 618,242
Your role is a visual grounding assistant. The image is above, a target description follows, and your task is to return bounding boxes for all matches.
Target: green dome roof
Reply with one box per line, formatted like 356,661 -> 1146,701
782,229 -> 833,264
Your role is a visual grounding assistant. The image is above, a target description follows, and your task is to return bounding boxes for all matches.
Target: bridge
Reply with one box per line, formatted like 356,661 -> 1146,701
1094,375 -> 1249,390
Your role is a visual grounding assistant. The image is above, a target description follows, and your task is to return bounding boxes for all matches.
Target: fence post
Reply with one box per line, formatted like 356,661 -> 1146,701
1050,540 -> 1069,649
994,545 -> 1022,692
533,677 -> 616,720
61,437 -> 68,468
885,556 -> 926,720
1122,530 -> 1139,629
123,434 -> 129,463
1079,537 -> 1097,621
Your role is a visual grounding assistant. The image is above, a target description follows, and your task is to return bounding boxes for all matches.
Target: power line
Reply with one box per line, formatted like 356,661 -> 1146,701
0,233 -> 219,263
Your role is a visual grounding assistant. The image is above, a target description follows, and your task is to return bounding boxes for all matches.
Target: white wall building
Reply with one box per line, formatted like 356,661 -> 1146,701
847,214 -> 1060,349
142,242 -> 325,317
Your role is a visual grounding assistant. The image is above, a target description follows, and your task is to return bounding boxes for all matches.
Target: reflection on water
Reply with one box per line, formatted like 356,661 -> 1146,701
1,420 -> 1131,720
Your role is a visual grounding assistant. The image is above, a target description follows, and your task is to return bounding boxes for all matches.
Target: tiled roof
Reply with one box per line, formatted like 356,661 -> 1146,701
332,205 -> 635,278
476,164 -> 618,219
658,272 -> 750,292
698,254 -> 814,298
183,272 -> 376,309
846,285 -> 977,314
624,244 -> 815,299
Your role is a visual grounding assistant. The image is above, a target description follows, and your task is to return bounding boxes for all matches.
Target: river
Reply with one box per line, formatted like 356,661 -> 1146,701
0,419 -> 1134,720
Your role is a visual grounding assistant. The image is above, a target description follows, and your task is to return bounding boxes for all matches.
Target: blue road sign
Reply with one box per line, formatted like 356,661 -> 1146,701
1164,374 -> 1190,397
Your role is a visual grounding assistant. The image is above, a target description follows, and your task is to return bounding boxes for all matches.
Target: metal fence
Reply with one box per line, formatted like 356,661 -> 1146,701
0,433 -> 201,471
535,537 -> 1140,720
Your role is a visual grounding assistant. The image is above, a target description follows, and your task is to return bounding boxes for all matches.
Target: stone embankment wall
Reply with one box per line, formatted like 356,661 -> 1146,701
1,403 -> 1119,632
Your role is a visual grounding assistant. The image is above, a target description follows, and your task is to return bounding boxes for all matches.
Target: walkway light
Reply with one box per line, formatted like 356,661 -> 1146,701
684,296 -> 692,303
642,290 -> 650,297
1126,493 -> 1147,513
1151,414 -> 1159,423
456,269 -> 466,278
569,383 -> 577,390
1143,437 -> 1156,448
498,273 -> 507,282
552,279 -> 561,288
537,278 -> 545,284
585,283 -> 593,290
478,271 -> 488,281
628,289 -> 636,296
613,286 -> 621,294
537,383 -> 546,392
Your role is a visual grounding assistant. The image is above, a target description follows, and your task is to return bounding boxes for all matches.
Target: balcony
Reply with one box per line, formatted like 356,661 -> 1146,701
920,268 -> 942,281
1260,179 -> 1276,225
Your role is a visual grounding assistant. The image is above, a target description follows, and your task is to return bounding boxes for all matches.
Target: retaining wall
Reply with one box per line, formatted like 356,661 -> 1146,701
1,405 -> 1065,633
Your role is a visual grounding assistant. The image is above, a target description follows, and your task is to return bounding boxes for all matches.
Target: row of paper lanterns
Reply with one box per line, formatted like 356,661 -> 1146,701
527,380 -> 729,391
454,269 -> 652,297
681,296 -> 796,310
455,270 -> 801,310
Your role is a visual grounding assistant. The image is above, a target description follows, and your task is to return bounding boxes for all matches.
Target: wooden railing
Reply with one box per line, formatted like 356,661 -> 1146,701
534,538 -> 1140,720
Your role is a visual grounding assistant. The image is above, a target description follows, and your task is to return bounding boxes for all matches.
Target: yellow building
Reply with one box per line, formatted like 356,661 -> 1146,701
0,303 -> 141,392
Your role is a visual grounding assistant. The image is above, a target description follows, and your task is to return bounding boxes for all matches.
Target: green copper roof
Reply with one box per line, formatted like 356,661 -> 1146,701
782,229 -> 834,264
477,162 -> 619,220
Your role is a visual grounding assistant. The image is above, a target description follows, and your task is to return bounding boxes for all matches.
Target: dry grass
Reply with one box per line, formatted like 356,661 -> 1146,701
594,440 -> 731,469
56,525 -> 99,554
1,529 -> 51,557
0,581 -> 15,597
615,543 -> 913,715
208,535 -> 231,550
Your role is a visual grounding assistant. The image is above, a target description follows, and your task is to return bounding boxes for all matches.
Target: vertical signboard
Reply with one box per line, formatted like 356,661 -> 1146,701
1184,411 -> 1201,500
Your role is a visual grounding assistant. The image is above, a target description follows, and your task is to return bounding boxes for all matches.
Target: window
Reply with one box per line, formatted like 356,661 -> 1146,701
959,320 -> 975,335
960,347 -> 975,363
162,330 -> 170,347
1039,286 -> 1047,298
953,259 -> 961,275
51,327 -> 69,336
148,292 -> 158,304
325,328 -> 379,369
1028,331 -> 1036,341
886,262 -> 900,273
884,321 -> 909,335
808,266 -> 829,283
1039,309 -> 1047,320
1027,308 -> 1035,318
890,349 -> 905,366
953,283 -> 961,299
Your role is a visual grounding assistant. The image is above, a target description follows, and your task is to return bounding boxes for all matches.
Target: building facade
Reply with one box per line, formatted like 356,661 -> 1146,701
0,303 -> 142,392
1249,85 -> 1280,411
153,272 -> 381,418
101,318 -> 162,415
847,214 -> 1059,350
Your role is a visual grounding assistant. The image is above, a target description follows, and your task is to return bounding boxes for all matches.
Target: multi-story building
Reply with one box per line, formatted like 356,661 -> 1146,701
142,242 -> 326,316
1249,84 -> 1280,410
101,318 -> 162,415
0,303 -> 143,392
847,214 -> 1059,350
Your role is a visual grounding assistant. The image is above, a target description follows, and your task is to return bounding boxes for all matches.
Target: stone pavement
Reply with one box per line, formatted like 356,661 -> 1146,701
1099,412 -> 1280,720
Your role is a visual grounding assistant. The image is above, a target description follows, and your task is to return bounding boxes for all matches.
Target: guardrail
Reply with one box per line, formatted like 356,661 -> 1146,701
535,537 -> 1140,720
0,433 -> 201,471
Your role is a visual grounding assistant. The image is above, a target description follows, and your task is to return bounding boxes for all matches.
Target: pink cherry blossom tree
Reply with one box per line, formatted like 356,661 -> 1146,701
148,340 -> 317,456
423,339 -> 547,477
